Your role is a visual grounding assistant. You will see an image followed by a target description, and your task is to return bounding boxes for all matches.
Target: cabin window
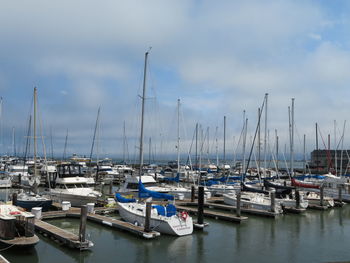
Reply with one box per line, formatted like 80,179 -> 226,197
127,183 -> 138,189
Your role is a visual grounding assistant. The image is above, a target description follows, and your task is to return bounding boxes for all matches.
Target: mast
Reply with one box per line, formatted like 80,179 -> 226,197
316,123 -> 319,172
290,98 -> 295,177
177,98 -> 180,174
63,129 -> 68,161
215,126 -> 219,167
33,87 -> 37,178
303,134 -> 306,174
258,108 -> 261,173
0,97 -> 2,154
334,120 -> 337,175
12,127 -> 16,157
263,93 -> 268,178
148,137 -> 151,165
138,50 -> 149,177
123,121 -> 126,164
50,126 -> 54,160
223,116 -> 226,166
195,123 -> 198,169
275,129 -> 279,174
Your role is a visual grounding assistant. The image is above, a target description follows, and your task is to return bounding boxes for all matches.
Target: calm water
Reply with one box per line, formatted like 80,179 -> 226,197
1,203 -> 350,263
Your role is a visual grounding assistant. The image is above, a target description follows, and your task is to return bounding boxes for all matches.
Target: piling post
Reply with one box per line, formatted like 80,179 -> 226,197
144,201 -> 152,232
197,186 -> 204,224
191,186 -> 195,202
295,189 -> 300,209
270,190 -> 276,213
236,191 -> 241,217
320,186 -> 324,206
12,193 -> 17,206
338,186 -> 343,203
109,181 -> 113,195
79,205 -> 88,243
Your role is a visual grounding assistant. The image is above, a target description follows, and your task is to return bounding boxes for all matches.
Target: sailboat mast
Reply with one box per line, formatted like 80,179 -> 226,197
34,87 -> 37,177
263,93 -> 268,178
138,50 -> 149,177
223,116 -> 226,166
177,98 -> 180,173
50,126 -> 54,160
290,98 -> 295,177
123,121 -> 126,164
215,126 -> 218,167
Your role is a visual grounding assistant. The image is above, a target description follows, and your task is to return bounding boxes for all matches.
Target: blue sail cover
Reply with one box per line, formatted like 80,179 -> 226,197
138,180 -> 174,200
163,172 -> 180,183
115,193 -> 136,203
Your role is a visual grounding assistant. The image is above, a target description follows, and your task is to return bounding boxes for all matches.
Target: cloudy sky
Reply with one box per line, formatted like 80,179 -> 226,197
0,0 -> 350,161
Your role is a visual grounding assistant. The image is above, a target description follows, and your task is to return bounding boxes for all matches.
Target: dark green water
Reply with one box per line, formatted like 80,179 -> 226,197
1,205 -> 350,263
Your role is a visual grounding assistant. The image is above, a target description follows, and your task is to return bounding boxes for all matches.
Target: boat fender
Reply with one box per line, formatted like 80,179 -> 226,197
9,211 -> 21,215
180,211 -> 188,221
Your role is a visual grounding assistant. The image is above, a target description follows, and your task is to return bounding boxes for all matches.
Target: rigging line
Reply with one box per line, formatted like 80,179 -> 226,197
244,95 -> 266,178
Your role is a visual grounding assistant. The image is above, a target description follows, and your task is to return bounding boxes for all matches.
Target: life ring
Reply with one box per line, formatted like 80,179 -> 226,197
180,211 -> 188,221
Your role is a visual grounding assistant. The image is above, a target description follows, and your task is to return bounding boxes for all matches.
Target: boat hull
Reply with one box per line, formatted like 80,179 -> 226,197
49,192 -> 98,207
0,235 -> 40,248
15,200 -> 53,212
118,202 -> 193,236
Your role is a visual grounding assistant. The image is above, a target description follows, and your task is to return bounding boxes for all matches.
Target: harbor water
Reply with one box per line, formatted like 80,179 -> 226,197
1,197 -> 350,262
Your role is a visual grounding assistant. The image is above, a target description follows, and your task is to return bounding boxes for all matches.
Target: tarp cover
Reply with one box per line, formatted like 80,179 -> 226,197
163,172 -> 180,182
115,193 -> 136,203
138,180 -> 175,200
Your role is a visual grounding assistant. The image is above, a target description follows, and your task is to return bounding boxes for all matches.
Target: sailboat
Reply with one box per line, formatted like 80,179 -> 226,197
116,180 -> 193,236
116,50 -> 193,236
16,87 -> 53,211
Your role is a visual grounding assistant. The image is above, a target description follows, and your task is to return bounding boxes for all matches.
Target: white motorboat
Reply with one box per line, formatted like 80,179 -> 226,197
223,191 -> 283,214
48,164 -> 102,206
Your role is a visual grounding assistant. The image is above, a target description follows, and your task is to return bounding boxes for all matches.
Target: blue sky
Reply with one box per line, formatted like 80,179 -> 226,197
0,0 -> 350,160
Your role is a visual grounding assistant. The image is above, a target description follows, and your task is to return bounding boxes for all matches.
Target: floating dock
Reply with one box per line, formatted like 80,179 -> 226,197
66,211 -> 160,239
34,219 -> 93,250
38,207 -> 160,243
178,200 -> 280,218
176,205 -> 247,222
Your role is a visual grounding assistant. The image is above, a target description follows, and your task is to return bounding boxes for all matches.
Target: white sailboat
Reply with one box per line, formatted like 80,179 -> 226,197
116,50 -> 193,236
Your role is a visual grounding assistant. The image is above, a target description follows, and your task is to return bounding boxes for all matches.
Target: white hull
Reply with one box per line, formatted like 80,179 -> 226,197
223,192 -> 283,213
118,202 -> 193,236
49,191 -> 99,206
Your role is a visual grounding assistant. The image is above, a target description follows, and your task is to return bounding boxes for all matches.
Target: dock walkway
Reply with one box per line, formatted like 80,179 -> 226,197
34,219 -> 92,249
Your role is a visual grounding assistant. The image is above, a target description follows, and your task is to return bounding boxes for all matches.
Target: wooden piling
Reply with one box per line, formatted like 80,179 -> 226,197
109,181 -> 113,194
79,205 -> 87,243
236,191 -> 241,217
270,190 -> 276,213
338,186 -> 343,203
12,193 -> 17,206
191,186 -> 195,202
295,190 -> 300,209
144,201 -> 152,232
320,186 -> 324,207
197,186 -> 204,225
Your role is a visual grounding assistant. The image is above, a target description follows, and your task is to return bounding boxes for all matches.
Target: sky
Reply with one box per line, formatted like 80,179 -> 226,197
0,0 -> 350,161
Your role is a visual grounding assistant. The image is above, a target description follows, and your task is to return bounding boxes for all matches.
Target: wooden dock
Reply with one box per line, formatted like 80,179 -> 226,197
176,205 -> 247,223
40,207 -> 160,240
34,219 -> 93,250
178,200 -> 280,218
66,211 -> 160,239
